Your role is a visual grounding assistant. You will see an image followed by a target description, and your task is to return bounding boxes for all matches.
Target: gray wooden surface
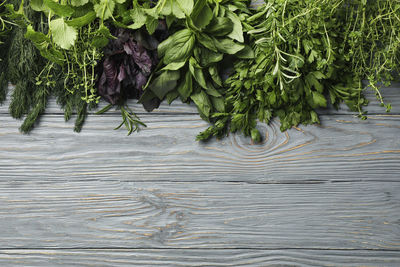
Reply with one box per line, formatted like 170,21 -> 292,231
1,81 -> 399,266
1,78 -> 400,266
0,249 -> 399,266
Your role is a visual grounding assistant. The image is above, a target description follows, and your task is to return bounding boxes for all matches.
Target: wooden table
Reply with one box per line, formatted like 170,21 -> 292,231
0,83 -> 399,266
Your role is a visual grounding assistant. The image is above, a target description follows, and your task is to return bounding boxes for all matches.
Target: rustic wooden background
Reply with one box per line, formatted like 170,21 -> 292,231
1,0 -> 400,263
0,79 -> 399,266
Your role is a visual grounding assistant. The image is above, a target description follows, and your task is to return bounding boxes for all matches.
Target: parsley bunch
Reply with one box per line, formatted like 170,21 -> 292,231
198,0 -> 400,142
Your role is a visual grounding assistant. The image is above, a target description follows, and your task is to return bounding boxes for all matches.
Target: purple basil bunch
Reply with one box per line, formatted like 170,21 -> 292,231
98,24 -> 167,111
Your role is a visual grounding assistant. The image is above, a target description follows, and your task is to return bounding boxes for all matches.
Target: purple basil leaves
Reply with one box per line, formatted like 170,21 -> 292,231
97,26 -> 167,110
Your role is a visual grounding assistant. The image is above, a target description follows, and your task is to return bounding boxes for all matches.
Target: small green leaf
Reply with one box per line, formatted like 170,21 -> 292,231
70,0 -> 89,7
166,90 -> 180,104
176,0 -> 194,15
96,25 -> 115,39
191,1 -> 213,29
209,65 -> 222,86
166,15 -> 175,28
177,71 -> 193,101
149,70 -> 180,99
162,61 -> 186,71
66,11 -> 96,28
163,29 -> 195,64
311,91 -> 327,108
24,25 -> 51,44
211,96 -> 225,112
50,18 -> 78,49
235,45 -> 254,59
94,0 -> 115,20
91,36 -> 109,48
197,33 -> 218,52
310,110 -> 320,124
205,17 -> 234,36
30,0 -> 47,12
268,91 -> 276,104
195,47 -> 223,67
189,57 -> 208,90
204,82 -> 222,97
305,73 -> 323,92
160,0 -> 173,16
191,90 -> 211,118
226,10 -> 244,42
312,71 -> 326,79
128,7 -> 147,29
145,16 -> 159,34
43,0 -> 75,17
172,1 -> 185,19
251,128 -> 262,143
214,38 -> 245,54
158,36 -> 174,57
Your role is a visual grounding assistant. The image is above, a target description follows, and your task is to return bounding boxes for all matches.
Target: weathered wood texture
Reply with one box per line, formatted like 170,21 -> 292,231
1,86 -> 399,265
0,114 -> 399,182
0,249 -> 399,266
0,180 -> 399,249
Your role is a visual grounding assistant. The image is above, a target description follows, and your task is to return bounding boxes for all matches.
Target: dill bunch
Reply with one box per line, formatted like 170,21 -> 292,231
4,0 -> 51,133
3,0 -> 102,133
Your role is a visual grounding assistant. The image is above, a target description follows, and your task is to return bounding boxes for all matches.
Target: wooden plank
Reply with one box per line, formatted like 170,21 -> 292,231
0,114 -> 399,182
0,249 -> 399,266
0,181 -> 398,249
1,83 -> 399,115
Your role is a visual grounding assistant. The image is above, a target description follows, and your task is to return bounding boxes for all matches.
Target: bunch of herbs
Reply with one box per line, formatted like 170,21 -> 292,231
136,0 -> 254,122
198,0 -> 400,142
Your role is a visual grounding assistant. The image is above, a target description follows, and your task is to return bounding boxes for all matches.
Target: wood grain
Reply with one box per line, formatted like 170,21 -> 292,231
0,114 -> 399,182
0,180 -> 399,249
0,249 -> 399,266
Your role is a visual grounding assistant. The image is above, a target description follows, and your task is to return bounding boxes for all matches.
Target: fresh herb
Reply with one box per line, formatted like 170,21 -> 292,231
0,0 -> 17,102
97,26 -> 165,107
1,0 -> 399,139
95,26 -> 168,134
4,0 -> 49,133
198,0 -> 399,142
138,0 -> 254,122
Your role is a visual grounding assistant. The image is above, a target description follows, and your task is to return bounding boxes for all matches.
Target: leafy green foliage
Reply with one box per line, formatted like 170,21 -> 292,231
140,0 -> 253,122
0,0 -> 21,102
198,0 -> 399,142
1,0 -> 399,139
1,0 -> 104,132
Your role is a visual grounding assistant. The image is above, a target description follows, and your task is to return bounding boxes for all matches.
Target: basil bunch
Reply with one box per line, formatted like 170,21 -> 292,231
138,0 -> 254,121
